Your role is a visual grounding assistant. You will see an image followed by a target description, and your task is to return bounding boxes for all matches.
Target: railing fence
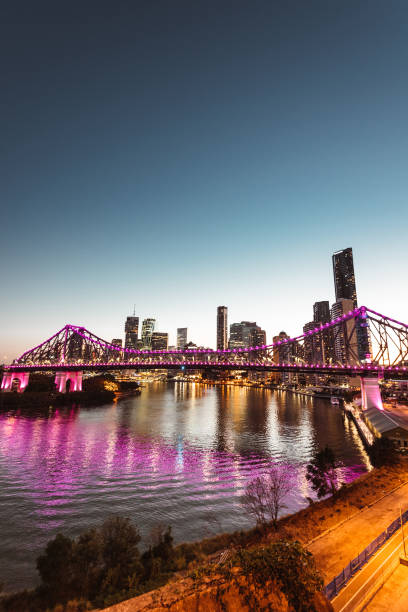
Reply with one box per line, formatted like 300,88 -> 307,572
325,508 -> 408,600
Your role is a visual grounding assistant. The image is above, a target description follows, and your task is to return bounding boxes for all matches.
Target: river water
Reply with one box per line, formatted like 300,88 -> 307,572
0,383 -> 370,590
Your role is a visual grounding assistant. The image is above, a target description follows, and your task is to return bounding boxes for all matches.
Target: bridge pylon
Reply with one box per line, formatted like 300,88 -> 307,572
360,375 -> 384,412
55,371 -> 83,393
1,371 -> 30,393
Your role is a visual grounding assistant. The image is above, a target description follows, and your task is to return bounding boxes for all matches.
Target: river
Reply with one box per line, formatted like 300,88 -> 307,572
0,382 -> 370,590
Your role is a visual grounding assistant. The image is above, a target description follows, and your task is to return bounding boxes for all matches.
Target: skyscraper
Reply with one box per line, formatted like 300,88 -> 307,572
177,328 -> 188,349
217,306 -> 228,350
151,332 -> 168,351
229,322 -> 266,349
125,315 -> 139,350
229,323 -> 243,349
313,300 -> 334,363
249,326 -> 266,348
141,318 -> 156,349
332,248 -> 357,307
313,301 -> 330,324
273,331 -> 294,384
331,299 -> 358,364
332,248 -> 371,361
303,321 -> 324,363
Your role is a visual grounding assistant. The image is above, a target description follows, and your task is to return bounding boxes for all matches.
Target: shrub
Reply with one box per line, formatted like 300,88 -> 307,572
221,540 -> 324,612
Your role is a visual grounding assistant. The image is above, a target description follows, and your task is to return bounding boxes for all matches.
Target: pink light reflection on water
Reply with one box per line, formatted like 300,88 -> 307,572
0,407 -> 366,520
0,387 -> 369,590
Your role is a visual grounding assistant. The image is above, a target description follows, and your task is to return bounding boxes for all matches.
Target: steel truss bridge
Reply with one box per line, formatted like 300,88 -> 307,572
2,307 -> 408,397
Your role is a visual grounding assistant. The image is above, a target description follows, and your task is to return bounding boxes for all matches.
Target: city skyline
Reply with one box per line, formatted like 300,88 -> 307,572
1,1 -> 408,360
2,245 -> 399,361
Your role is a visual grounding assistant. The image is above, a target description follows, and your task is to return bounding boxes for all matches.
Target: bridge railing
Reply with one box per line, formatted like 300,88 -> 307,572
324,508 -> 408,600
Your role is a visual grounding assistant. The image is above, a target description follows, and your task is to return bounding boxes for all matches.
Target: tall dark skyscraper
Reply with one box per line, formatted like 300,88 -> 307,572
217,306 -> 228,350
124,315 -> 139,350
331,248 -> 371,361
332,247 -> 357,307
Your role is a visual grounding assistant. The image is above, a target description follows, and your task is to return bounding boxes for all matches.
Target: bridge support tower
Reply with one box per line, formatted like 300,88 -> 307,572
360,375 -> 384,412
55,371 -> 83,393
1,371 -> 30,393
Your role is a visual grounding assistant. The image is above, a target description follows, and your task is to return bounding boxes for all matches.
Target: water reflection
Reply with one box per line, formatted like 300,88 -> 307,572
0,383 -> 369,590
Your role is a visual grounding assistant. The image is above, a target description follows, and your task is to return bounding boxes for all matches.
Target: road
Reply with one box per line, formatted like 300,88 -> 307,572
366,562 -> 408,611
331,528 -> 406,612
308,481 -> 408,583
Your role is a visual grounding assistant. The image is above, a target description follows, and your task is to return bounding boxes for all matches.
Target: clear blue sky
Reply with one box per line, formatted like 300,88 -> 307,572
1,0 -> 408,361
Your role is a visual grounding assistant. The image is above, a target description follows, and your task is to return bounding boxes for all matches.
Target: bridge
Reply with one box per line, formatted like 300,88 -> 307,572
2,306 -> 408,411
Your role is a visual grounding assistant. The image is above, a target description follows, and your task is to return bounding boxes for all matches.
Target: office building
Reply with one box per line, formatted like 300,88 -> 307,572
249,326 -> 266,347
332,248 -> 371,361
151,332 -> 168,351
229,322 -> 244,348
303,322 -> 324,363
313,301 -> 330,324
125,315 -> 139,350
240,321 -> 257,345
177,328 -> 188,349
141,318 -> 156,349
273,331 -> 294,384
332,248 -> 357,307
217,306 -> 228,350
312,301 -> 335,363
331,299 -> 358,364
229,322 -> 266,349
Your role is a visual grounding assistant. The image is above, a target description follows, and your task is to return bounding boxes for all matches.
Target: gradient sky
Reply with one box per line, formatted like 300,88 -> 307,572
1,0 -> 408,361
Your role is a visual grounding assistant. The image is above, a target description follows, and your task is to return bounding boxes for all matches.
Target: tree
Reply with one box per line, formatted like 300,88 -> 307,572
37,533 -> 74,606
242,464 -> 295,529
71,528 -> 103,601
99,516 -> 143,595
141,524 -> 178,582
36,516 -> 143,609
306,445 -> 342,499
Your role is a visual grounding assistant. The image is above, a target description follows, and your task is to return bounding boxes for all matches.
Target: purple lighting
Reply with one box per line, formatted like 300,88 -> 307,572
5,306 -> 408,382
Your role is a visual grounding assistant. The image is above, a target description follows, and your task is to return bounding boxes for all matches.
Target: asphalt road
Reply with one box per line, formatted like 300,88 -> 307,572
332,528 -> 406,612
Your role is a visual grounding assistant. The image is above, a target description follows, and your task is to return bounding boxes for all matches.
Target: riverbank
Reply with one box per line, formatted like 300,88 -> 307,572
0,389 -> 116,410
2,454 -> 404,610
99,460 -> 408,611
